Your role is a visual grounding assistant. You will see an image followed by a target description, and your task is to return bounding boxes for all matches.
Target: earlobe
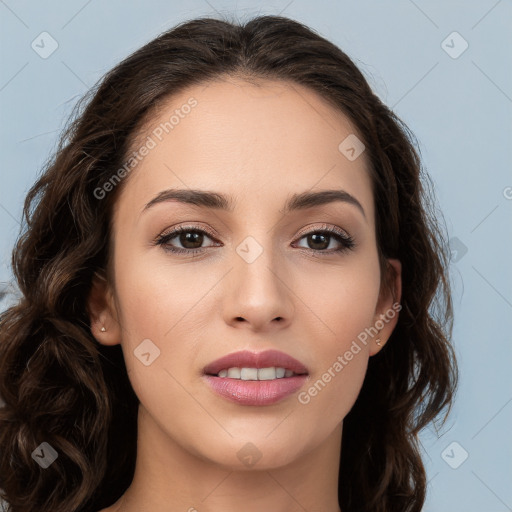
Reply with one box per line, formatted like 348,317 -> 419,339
369,258 -> 402,356
87,272 -> 122,346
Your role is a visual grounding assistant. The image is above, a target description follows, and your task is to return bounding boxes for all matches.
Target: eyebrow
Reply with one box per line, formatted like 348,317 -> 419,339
143,188 -> 366,219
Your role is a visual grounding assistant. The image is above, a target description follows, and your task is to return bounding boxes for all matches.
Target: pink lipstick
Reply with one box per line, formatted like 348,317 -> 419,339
203,349 -> 309,406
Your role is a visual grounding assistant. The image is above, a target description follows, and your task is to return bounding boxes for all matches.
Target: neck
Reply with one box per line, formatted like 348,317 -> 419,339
108,405 -> 343,512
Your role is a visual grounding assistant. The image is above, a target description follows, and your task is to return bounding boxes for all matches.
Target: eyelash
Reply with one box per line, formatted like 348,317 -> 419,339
154,224 -> 356,256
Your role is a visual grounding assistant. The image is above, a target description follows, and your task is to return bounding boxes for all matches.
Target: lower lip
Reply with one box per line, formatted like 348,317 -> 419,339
203,375 -> 308,406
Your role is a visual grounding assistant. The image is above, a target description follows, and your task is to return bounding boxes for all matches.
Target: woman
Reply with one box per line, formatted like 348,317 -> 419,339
0,14 -> 458,512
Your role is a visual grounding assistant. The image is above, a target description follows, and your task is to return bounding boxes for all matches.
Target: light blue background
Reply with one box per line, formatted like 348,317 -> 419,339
1,1 -> 511,510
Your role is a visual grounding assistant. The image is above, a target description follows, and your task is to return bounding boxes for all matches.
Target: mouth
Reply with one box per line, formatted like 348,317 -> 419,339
202,349 -> 309,406
205,367 -> 306,380
203,349 -> 309,379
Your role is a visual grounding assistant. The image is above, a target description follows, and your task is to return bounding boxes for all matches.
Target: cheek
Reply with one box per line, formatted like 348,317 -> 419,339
111,252 -> 221,404
111,257 -> 206,433
110,254 -> 196,388
293,251 -> 381,346
113,253 -> 210,340
291,256 -> 380,419
297,349 -> 368,429
292,294 -> 374,443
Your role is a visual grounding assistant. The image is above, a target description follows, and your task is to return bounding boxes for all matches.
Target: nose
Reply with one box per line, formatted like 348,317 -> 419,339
221,237 -> 295,333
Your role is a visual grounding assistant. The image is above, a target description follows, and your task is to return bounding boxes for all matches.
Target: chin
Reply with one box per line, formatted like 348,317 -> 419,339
194,432 -> 306,471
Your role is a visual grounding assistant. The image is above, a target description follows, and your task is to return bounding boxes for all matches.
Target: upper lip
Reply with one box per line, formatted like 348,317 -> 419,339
203,349 -> 309,376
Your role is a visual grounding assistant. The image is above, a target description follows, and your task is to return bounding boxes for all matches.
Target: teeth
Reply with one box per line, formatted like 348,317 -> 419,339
227,367 -> 241,379
257,367 -> 276,380
215,367 -> 298,380
241,368 -> 258,380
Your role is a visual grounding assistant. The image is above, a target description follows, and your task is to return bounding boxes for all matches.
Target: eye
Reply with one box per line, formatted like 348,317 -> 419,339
293,224 -> 355,255
155,226 -> 219,255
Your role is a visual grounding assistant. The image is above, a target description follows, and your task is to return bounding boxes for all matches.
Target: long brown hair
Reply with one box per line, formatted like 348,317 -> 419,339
0,14 -> 458,512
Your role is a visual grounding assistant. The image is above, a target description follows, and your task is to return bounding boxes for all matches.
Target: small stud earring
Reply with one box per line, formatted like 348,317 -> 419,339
376,338 -> 382,346
100,326 -> 106,332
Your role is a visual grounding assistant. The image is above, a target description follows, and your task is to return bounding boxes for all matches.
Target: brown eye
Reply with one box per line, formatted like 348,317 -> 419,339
155,226 -> 219,255
306,233 -> 330,250
178,231 -> 204,249
293,226 -> 356,255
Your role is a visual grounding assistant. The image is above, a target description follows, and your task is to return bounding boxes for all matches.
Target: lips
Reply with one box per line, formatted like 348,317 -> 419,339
203,349 -> 309,376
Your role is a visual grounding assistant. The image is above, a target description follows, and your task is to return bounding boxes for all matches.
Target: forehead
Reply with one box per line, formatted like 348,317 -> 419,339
115,77 -> 374,224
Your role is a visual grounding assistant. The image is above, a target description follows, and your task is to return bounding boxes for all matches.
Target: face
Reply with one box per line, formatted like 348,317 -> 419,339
89,77 -> 401,470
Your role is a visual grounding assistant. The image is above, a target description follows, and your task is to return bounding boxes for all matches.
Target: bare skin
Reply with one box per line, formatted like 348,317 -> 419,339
90,77 -> 401,512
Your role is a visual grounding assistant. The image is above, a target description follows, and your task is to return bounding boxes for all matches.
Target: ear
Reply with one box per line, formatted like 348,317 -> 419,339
369,258 -> 402,356
87,271 -> 122,346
